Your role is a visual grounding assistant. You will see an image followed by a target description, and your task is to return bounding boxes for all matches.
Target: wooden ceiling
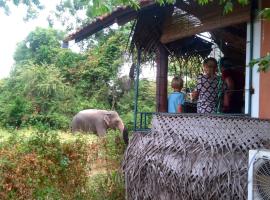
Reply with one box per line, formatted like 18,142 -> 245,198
161,2 -> 250,44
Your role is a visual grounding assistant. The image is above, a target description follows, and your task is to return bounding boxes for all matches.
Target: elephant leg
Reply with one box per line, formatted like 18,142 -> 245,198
96,126 -> 107,137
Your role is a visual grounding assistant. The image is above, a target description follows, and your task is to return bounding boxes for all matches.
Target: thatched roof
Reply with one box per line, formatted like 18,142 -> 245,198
65,0 -> 250,60
122,114 -> 270,200
65,0 -> 156,43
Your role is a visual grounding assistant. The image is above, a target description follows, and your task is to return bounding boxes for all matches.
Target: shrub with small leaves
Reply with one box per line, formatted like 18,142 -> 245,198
0,131 -> 90,200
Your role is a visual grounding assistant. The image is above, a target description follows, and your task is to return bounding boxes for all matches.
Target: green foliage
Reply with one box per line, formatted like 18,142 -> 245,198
250,53 -> 270,72
196,0 -> 248,14
54,49 -> 87,83
88,172 -> 125,200
1,0 -> 252,21
249,7 -> 270,72
84,130 -> 126,200
169,56 -> 203,79
0,131 -> 90,200
0,26 -> 144,131
223,1 -> 233,14
0,61 -> 77,129
56,0 -> 139,18
14,27 -> 64,65
4,97 -> 32,128
56,0 -> 251,19
0,78 -> 33,128
0,20 -> 154,200
70,28 -> 129,107
0,129 -> 128,200
261,8 -> 270,20
101,130 -> 126,162
0,0 -> 44,20
117,79 -> 156,130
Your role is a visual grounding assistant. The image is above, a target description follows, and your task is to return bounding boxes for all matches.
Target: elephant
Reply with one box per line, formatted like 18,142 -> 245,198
71,109 -> 129,144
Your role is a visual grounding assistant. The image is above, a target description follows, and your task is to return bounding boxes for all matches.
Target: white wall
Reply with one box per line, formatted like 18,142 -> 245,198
245,19 -> 261,117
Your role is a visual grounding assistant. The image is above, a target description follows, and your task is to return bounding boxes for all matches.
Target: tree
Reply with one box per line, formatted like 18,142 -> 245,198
0,61 -> 78,129
14,27 -> 64,65
0,26 -> 134,129
0,27 -> 79,129
55,0 -> 250,18
71,27 -> 130,107
0,0 -> 44,20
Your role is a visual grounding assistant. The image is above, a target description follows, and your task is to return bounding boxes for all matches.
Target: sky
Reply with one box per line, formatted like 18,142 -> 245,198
0,1 -> 63,79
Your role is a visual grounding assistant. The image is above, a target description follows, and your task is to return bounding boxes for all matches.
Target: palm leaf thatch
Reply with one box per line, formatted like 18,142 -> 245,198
129,4 -> 213,60
122,114 -> 270,200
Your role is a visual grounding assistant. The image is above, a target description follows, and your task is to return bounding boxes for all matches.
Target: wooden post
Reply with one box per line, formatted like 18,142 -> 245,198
133,49 -> 141,130
156,44 -> 168,112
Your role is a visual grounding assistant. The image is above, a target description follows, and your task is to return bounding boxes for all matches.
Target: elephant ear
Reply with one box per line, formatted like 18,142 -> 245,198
104,114 -> 111,126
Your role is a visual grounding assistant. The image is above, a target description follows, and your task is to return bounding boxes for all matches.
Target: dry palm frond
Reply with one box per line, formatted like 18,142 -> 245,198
122,113 -> 270,200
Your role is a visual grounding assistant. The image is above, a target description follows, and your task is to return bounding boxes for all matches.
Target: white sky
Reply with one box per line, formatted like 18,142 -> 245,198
0,1 -> 63,79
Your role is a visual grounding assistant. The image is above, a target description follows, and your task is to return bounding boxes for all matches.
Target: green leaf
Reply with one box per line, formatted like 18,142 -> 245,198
260,8 -> 270,20
224,1 -> 233,14
197,0 -> 210,5
12,0 -> 20,6
250,54 -> 270,72
238,0 -> 249,5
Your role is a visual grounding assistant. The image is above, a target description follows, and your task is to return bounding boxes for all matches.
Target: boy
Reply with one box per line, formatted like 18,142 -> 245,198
168,76 -> 185,113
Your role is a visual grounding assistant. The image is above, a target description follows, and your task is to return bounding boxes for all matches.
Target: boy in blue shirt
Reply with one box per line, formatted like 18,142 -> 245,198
168,76 -> 185,113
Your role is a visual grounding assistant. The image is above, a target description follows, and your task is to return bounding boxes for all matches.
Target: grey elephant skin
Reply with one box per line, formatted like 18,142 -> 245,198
71,109 -> 129,144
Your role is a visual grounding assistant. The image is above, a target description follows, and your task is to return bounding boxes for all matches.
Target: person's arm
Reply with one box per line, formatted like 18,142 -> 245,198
177,105 -> 183,113
192,91 -> 199,100
192,75 -> 201,101
223,77 -> 234,111
176,93 -> 185,113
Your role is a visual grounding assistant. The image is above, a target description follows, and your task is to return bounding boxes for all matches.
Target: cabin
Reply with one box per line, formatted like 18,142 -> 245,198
64,1 -> 270,199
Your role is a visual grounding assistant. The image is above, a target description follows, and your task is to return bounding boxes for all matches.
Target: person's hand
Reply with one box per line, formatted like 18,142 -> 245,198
177,105 -> 183,113
191,91 -> 198,101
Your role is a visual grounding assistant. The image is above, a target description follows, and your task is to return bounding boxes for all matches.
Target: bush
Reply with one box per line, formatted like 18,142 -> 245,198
0,131 -> 90,200
0,129 -> 127,200
0,96 -> 33,129
86,130 -> 126,200
88,171 -> 125,200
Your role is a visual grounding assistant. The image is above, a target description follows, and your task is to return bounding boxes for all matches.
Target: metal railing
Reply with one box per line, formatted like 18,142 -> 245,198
134,112 -> 155,131
134,110 -> 248,132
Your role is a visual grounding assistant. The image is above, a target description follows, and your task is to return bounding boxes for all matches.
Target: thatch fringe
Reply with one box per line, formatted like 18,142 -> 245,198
122,114 -> 270,200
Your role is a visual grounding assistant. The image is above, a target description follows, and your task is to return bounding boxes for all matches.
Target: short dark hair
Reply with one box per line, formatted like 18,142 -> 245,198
203,57 -> 218,68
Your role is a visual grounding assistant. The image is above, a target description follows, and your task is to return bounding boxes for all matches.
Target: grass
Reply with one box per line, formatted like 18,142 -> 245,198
0,127 -> 98,143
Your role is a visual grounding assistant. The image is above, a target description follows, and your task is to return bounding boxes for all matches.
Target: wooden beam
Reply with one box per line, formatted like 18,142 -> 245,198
211,29 -> 246,53
71,1 -> 157,42
175,0 -> 221,18
116,12 -> 137,25
161,5 -> 250,44
156,44 -> 168,112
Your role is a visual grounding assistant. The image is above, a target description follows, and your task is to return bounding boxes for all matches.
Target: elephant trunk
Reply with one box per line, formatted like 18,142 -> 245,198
122,127 -> 129,145
118,121 -> 129,145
